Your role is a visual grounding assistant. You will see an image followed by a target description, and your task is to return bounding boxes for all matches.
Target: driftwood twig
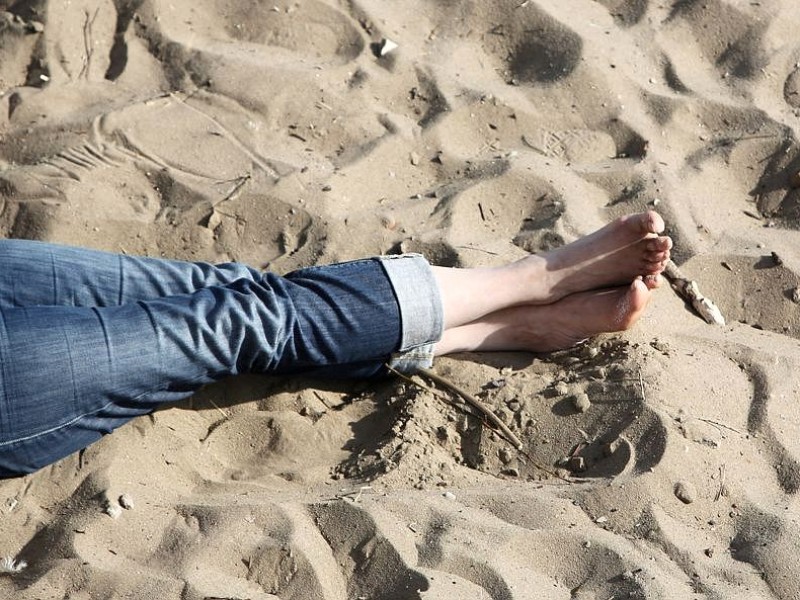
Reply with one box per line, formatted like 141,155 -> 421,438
663,260 -> 725,325
416,367 -> 524,450
385,365 -> 523,450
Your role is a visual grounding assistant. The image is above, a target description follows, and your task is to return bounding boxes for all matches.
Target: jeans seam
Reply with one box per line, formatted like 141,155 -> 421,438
0,389 -> 157,448
0,401 -> 117,447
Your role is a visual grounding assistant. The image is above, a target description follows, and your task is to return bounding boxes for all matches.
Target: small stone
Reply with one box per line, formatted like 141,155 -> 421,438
104,502 -> 123,519
704,547 -> 714,558
791,287 -> 800,304
554,381 -> 570,396
674,481 -> 697,504
443,491 -> 456,501
602,439 -> 620,457
27,20 -> 44,33
409,152 -> 420,166
772,251 -> 783,266
621,570 -> 635,581
567,456 -> 586,472
378,38 -> 398,56
571,392 -> 591,413
379,213 -> 397,230
595,516 -> 608,524
118,494 -> 134,510
790,171 -> 800,189
498,448 -> 513,464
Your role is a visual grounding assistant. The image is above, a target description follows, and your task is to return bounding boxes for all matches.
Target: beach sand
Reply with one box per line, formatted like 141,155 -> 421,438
3,0 -> 800,598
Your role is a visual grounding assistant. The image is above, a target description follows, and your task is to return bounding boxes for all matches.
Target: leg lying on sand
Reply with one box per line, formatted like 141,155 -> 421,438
431,211 -> 671,355
430,211 -> 671,330
435,279 -> 650,355
0,211 -> 670,475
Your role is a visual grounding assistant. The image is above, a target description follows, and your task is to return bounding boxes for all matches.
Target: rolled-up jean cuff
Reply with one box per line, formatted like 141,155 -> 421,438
377,254 -> 443,373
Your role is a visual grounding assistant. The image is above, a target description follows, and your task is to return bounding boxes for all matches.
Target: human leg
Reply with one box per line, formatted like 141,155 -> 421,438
434,279 -> 650,355
0,239 -> 262,308
0,255 -> 442,475
430,211 -> 670,329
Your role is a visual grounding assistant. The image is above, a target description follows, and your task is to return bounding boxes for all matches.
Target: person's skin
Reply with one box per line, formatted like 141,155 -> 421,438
431,211 -> 672,355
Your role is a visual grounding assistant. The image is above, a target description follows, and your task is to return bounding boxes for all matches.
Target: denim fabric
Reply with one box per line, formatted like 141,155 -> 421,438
380,254 -> 443,372
0,240 -> 443,476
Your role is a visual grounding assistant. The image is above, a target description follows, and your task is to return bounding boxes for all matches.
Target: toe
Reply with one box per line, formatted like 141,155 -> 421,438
643,273 -> 662,289
642,210 -> 665,235
647,236 -> 673,252
620,211 -> 664,238
619,279 -> 651,328
648,250 -> 670,263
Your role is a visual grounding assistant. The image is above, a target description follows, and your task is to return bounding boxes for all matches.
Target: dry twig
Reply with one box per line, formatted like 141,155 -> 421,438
415,367 -> 523,450
664,260 -> 725,325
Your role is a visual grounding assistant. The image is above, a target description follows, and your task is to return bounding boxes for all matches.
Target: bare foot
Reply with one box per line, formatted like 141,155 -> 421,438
513,211 -> 671,304
430,211 -> 670,330
435,279 -> 651,355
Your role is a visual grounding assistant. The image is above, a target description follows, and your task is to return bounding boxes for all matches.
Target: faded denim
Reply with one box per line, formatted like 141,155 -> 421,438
0,240 -> 443,476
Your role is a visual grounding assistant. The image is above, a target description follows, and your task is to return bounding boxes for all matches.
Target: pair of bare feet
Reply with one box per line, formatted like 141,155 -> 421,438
432,211 -> 673,356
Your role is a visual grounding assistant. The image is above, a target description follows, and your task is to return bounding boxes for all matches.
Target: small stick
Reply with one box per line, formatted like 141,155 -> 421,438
386,365 -> 572,481
697,418 -> 743,435
638,370 -> 646,402
207,398 -> 229,420
714,464 -> 726,501
663,260 -> 725,325
385,365 -> 483,420
416,367 -> 524,451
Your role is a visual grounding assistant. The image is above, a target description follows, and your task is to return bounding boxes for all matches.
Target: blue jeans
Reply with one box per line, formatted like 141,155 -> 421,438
0,241 -> 443,476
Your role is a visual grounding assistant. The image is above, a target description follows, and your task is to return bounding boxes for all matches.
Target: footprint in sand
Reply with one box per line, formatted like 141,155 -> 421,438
523,129 -> 619,163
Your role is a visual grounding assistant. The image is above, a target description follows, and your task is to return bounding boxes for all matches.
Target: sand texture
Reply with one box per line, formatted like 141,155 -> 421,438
3,0 -> 800,598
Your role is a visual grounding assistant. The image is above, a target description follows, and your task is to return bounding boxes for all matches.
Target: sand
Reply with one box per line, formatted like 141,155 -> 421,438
2,0 -> 800,598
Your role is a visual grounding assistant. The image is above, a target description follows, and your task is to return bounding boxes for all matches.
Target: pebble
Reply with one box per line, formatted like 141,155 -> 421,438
602,439 -> 620,457
104,502 -> 123,519
571,392 -> 591,413
674,481 -> 697,504
554,381 -> 570,396
567,456 -> 586,472
443,491 -> 456,501
498,448 -> 513,464
792,287 -> 800,304
379,38 -> 398,56
119,494 -> 134,510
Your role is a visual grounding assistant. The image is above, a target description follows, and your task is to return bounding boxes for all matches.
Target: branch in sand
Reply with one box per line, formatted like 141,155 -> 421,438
385,364 -> 523,451
663,260 -> 726,326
